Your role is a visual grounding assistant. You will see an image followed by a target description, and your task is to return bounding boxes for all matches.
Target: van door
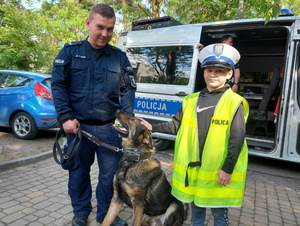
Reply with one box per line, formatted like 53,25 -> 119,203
281,42 -> 300,161
122,25 -> 202,148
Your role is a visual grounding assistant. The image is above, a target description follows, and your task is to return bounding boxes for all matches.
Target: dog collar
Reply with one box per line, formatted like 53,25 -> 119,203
123,150 -> 151,162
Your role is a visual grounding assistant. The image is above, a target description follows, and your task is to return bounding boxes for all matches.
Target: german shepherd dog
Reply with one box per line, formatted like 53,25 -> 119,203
101,111 -> 185,226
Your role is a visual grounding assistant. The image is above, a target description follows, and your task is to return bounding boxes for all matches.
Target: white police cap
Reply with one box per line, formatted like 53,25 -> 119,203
198,44 -> 240,70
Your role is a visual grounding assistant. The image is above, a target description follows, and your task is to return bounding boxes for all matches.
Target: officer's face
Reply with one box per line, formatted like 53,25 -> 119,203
203,66 -> 233,92
86,13 -> 116,49
222,37 -> 233,46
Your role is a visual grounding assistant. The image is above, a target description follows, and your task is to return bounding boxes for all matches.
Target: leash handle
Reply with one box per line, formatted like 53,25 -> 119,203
53,127 -> 82,165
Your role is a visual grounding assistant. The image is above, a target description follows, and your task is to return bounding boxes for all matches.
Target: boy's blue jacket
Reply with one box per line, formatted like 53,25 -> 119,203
51,39 -> 136,124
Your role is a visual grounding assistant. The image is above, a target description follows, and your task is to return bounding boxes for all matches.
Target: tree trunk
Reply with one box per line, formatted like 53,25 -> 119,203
151,0 -> 161,18
238,0 -> 243,19
122,0 -> 128,31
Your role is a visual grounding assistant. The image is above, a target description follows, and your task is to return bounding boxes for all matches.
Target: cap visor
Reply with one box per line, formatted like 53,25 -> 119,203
201,60 -> 233,70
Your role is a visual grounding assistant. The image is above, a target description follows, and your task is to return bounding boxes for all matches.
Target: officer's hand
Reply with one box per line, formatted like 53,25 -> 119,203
217,170 -> 231,186
232,84 -> 238,92
196,43 -> 204,51
62,119 -> 80,134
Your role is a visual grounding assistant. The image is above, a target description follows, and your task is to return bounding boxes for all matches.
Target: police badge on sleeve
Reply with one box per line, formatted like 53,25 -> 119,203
129,75 -> 137,88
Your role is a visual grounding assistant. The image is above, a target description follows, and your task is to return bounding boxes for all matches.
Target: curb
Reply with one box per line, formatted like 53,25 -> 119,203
0,151 -> 53,172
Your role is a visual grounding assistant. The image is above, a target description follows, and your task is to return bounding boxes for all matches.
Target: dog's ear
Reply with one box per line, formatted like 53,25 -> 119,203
143,131 -> 154,149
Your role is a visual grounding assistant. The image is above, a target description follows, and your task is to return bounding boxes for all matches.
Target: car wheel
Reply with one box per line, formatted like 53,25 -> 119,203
11,112 -> 38,140
153,137 -> 171,151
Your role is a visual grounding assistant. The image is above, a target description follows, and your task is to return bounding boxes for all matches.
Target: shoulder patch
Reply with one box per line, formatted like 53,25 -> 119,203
64,41 -> 83,47
54,59 -> 65,64
129,75 -> 137,88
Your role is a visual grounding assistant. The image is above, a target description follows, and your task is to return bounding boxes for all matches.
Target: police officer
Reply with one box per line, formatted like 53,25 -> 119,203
51,4 -> 135,226
141,44 -> 249,225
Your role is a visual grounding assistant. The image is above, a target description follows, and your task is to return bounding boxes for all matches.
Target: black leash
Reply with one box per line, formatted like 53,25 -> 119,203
53,126 -> 150,165
81,129 -> 123,153
53,127 -> 82,165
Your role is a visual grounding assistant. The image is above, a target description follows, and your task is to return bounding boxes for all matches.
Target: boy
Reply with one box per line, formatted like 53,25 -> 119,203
140,44 -> 249,225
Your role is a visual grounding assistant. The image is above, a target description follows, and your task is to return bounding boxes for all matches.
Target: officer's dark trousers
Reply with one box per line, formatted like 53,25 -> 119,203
63,123 -> 122,222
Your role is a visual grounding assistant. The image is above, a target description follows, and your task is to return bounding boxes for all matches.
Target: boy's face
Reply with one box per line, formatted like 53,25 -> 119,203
203,66 -> 233,91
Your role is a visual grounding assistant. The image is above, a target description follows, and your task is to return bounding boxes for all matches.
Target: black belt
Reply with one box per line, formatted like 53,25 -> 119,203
79,119 -> 115,126
185,161 -> 201,187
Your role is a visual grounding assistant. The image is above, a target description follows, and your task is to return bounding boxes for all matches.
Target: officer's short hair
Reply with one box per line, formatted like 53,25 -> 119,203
89,4 -> 115,20
220,35 -> 232,43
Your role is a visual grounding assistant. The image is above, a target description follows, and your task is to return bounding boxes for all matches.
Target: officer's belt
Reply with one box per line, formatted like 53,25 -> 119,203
78,119 -> 115,126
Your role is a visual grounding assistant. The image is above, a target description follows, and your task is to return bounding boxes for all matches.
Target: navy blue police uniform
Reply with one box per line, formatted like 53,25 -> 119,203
51,39 -> 136,222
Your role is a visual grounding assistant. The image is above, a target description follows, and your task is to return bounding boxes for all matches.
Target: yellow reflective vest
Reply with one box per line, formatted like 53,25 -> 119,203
172,89 -> 249,207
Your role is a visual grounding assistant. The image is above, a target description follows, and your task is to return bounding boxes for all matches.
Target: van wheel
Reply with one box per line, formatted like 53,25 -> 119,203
11,112 -> 38,140
153,138 -> 171,151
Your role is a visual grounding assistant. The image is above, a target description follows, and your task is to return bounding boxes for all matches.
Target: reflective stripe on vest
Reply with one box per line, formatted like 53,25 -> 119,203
172,89 -> 249,207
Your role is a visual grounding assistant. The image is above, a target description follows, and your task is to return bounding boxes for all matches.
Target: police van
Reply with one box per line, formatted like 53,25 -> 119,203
118,13 -> 300,163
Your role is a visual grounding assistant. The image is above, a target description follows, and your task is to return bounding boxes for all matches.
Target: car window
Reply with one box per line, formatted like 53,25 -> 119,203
127,46 -> 193,85
0,74 -> 32,88
42,78 -> 51,89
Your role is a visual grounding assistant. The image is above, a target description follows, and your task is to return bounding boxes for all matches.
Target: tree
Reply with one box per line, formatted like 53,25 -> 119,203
283,0 -> 300,16
39,0 -> 88,46
260,0 -> 281,23
0,0 -> 89,73
0,0 -> 292,73
150,0 -> 163,18
238,0 -> 243,19
164,0 -> 283,24
0,0 -> 50,71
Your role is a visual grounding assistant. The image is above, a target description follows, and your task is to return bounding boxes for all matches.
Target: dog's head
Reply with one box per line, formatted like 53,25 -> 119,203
113,110 -> 154,150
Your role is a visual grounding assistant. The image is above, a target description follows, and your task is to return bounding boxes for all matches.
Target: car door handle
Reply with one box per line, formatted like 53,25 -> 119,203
175,91 -> 187,97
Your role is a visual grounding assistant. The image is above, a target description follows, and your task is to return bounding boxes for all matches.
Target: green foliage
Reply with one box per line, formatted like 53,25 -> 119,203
101,0 -> 152,31
259,0 -> 281,24
0,0 -> 48,71
283,0 -> 300,16
37,0 -> 89,72
0,0 -> 291,73
0,0 -> 89,73
39,0 -> 89,52
165,0 -> 280,24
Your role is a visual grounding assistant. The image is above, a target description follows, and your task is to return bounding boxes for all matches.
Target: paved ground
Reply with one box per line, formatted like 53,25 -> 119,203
0,151 -> 300,226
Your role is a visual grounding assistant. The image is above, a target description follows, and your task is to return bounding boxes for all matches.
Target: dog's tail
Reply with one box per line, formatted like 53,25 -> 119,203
169,200 -> 189,225
176,200 -> 189,222
183,203 -> 189,221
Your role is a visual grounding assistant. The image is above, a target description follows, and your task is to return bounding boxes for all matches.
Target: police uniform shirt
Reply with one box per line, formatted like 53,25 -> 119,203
152,84 -> 245,174
51,39 -> 136,124
91,47 -> 103,58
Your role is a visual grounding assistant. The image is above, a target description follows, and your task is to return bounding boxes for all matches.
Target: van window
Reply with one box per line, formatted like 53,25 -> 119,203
127,46 -> 194,85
